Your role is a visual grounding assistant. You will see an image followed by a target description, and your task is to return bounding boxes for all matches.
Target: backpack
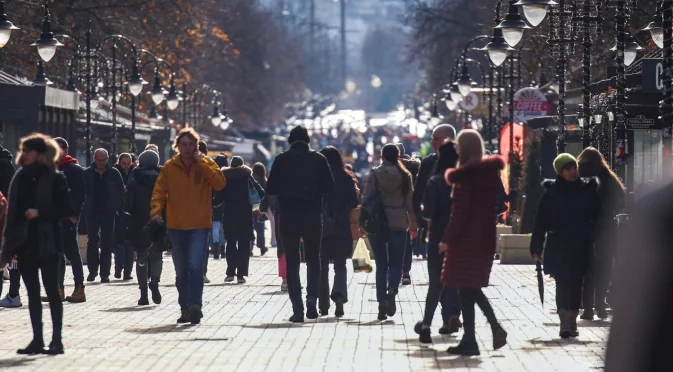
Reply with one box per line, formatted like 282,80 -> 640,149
359,170 -> 388,235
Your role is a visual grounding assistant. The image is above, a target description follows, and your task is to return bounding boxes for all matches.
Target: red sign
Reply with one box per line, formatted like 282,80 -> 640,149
513,87 -> 551,123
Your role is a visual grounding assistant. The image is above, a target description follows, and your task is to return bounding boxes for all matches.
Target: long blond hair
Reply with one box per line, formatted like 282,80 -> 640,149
455,129 -> 485,167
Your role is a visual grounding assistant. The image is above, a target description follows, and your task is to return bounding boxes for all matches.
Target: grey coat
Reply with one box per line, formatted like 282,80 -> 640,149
361,161 -> 418,232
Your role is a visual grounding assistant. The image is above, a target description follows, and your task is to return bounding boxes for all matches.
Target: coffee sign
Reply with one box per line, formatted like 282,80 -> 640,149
513,87 -> 551,123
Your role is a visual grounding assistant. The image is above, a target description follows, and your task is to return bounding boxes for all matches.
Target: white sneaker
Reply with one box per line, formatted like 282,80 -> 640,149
237,277 -> 246,284
0,294 -> 22,308
2,267 -> 8,280
224,276 -> 235,283
203,276 -> 211,284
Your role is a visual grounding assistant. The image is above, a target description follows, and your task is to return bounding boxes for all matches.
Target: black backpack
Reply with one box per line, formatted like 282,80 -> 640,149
359,171 -> 388,235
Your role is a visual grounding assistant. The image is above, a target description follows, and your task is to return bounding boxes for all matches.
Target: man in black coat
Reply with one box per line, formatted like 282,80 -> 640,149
113,153 -> 134,280
83,148 -> 125,283
0,143 -> 14,197
266,125 -> 335,322
53,138 -> 87,303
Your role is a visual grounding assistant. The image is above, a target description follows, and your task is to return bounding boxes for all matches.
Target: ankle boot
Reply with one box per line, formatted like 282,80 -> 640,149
138,286 -> 149,306
65,286 -> 86,303
18,323 -> 45,355
491,324 -> 508,350
447,334 -> 480,356
569,309 -> 579,337
559,309 -> 571,338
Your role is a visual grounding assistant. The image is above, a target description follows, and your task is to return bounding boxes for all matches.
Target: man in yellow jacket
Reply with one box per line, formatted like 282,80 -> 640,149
150,128 -> 226,324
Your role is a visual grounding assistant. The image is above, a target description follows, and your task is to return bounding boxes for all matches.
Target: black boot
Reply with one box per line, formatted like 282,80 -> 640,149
149,280 -> 162,304
138,286 -> 149,306
45,341 -> 64,355
492,324 -> 508,350
447,335 -> 480,356
289,313 -> 305,323
377,302 -> 388,321
334,299 -> 345,318
580,308 -> 594,320
177,309 -> 189,324
414,321 -> 432,344
306,299 -> 318,320
18,323 -> 45,355
559,309 -> 572,338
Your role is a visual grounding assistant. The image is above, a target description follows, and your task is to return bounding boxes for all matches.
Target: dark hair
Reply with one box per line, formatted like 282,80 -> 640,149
117,153 -> 132,164
198,140 -> 208,155
320,146 -> 349,181
172,128 -> 200,151
252,162 -> 267,181
230,156 -> 244,168
435,141 -> 458,176
54,137 -> 68,151
578,147 -> 625,191
381,143 -> 411,195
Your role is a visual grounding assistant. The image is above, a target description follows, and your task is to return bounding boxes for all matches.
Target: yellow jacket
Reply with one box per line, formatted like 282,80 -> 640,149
150,154 -> 226,230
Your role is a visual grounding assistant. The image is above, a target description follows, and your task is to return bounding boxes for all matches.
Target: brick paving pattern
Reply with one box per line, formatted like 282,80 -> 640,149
0,247 -> 608,371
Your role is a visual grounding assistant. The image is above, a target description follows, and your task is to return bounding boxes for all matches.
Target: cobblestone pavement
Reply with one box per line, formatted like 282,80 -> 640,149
0,247 -> 608,371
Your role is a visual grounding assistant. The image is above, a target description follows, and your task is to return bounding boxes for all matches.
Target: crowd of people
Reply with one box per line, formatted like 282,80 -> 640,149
0,121 -> 624,358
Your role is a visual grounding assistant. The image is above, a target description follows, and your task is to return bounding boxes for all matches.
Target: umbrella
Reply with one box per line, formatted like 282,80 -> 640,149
535,260 -> 544,307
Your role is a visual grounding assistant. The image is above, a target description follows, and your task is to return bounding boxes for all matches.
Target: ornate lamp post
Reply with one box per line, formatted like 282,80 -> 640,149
0,0 -> 19,48
31,0 -> 63,62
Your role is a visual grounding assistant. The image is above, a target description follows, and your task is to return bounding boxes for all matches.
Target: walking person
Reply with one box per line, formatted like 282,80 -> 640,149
361,144 -> 418,321
113,153 -> 134,280
150,128 -> 226,324
0,141 -> 15,197
441,130 -> 508,356
0,133 -> 76,355
197,141 -> 213,284
83,149 -> 125,283
124,150 -> 164,306
53,138 -> 86,303
210,155 -> 229,260
266,125 -> 334,322
577,147 -> 625,320
252,162 -> 269,256
221,157 -> 264,284
530,153 -> 601,339
318,146 -> 358,318
396,144 -> 420,285
414,140 -> 462,343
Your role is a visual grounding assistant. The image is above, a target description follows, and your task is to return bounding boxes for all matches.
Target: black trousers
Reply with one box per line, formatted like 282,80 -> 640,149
87,213 -> 115,278
279,214 -> 322,314
59,219 -> 85,287
556,276 -> 583,310
423,250 -> 460,325
583,239 -> 615,311
459,287 -> 499,341
19,255 -> 62,344
136,248 -> 163,290
0,266 -> 21,297
226,239 -> 251,277
319,255 -> 347,311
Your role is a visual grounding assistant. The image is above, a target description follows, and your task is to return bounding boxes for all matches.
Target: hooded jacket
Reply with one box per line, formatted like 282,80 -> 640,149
59,155 -> 85,216
0,146 -> 15,197
151,154 -> 226,230
220,165 -> 265,241
123,165 -> 161,249
361,160 -> 418,232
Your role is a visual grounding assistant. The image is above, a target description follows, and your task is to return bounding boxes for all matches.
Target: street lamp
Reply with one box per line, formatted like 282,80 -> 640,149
610,31 -> 644,67
32,0 -> 63,62
481,2 -> 515,67
166,73 -> 181,110
496,0 -> 531,47
32,60 -> 52,86
211,105 -> 222,126
0,1 -> 19,48
457,61 -> 477,96
149,68 -> 165,105
643,1 -> 663,49
514,0 -> 557,27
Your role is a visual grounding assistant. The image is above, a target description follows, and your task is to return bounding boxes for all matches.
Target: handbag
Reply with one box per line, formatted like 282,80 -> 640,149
248,177 -> 262,207
359,171 -> 389,235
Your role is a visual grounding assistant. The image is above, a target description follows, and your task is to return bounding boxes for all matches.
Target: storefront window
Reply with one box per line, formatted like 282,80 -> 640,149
633,130 -> 662,186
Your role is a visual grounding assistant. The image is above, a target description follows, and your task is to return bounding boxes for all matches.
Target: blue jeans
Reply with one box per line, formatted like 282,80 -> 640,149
211,221 -> 222,244
371,229 -> 407,303
167,228 -> 209,310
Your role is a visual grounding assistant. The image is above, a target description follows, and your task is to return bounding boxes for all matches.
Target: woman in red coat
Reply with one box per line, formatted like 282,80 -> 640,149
439,129 -> 507,356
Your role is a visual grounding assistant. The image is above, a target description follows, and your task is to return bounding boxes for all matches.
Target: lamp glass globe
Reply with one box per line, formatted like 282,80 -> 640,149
38,45 -> 57,62
488,49 -> 508,67
167,97 -> 179,110
445,100 -> 457,111
522,4 -> 548,27
449,91 -> 463,103
502,28 -> 524,47
0,29 -> 12,48
651,28 -> 664,49
151,91 -> 164,105
624,50 -> 637,67
211,115 -> 222,126
128,81 -> 143,97
458,83 -> 472,97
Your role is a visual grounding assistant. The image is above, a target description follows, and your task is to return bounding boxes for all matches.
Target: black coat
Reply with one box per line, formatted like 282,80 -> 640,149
413,153 -> 437,226
59,156 -> 85,217
423,174 -> 453,252
0,146 -> 15,197
123,165 -> 161,250
211,155 -> 229,222
321,172 -> 358,260
82,165 -> 125,218
220,166 -> 265,241
530,177 -> 601,279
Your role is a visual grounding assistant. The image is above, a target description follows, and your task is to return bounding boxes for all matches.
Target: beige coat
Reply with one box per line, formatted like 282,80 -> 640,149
361,161 -> 418,232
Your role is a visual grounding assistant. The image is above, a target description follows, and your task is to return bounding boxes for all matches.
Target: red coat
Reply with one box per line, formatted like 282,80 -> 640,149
441,156 -> 505,288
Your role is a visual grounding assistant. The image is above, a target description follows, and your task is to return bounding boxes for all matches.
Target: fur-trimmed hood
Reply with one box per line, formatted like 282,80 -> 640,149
222,165 -> 252,179
18,137 -> 60,168
445,155 -> 505,185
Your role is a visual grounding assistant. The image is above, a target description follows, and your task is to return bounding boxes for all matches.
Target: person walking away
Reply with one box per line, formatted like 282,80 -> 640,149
440,130 -> 508,356
124,150 -> 164,306
266,125 -> 334,323
252,162 -> 269,256
396,144 -> 420,286
150,128 -> 226,324
0,133 -> 76,355
198,141 -> 213,284
113,153 -> 134,280
83,149 -> 125,283
210,155 -> 229,260
361,144 -> 418,321
318,146 -> 358,318
577,147 -> 625,320
415,140 -> 462,343
221,157 -> 265,284
530,153 -> 601,339
269,194 -> 287,291
53,138 -> 86,303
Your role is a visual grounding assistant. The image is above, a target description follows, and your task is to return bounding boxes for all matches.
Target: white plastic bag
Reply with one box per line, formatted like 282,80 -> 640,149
352,238 -> 373,273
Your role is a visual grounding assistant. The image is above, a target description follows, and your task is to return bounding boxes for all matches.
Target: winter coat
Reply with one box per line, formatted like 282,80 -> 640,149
123,165 -> 162,251
59,155 -> 85,217
266,141 -> 334,219
361,160 -> 418,232
322,171 -> 358,260
413,153 -> 437,227
579,165 -> 625,242
423,174 -> 453,252
401,157 -> 421,186
0,146 -> 15,197
0,191 -> 7,240
253,173 -> 270,212
114,164 -> 133,185
150,154 -> 226,230
220,166 -> 265,241
530,176 -> 601,279
441,156 -> 505,288
82,165 -> 125,218
211,155 -> 229,222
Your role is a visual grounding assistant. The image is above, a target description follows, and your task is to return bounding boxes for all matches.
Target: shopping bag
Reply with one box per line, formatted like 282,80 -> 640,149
352,238 -> 373,273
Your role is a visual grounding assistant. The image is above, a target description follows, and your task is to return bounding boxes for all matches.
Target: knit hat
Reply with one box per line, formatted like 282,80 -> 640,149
553,153 -> 577,175
288,125 -> 310,144
138,150 -> 160,168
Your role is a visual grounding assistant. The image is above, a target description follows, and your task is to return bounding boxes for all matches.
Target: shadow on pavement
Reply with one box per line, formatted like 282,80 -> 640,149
125,324 -> 197,334
0,357 -> 38,368
259,291 -> 285,295
389,349 -> 484,369
242,323 -> 304,329
343,319 -> 395,326
100,306 -> 157,312
526,338 -> 599,346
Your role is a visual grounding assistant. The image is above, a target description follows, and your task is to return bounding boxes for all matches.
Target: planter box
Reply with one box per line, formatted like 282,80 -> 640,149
495,225 -> 513,254
499,234 -> 534,264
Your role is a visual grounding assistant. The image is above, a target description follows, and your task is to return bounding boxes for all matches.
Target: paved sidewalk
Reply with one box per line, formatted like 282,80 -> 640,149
0,250 -> 608,371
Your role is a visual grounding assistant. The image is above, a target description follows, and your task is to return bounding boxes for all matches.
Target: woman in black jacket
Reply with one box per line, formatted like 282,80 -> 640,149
1,133 -> 76,355
211,155 -> 229,259
123,150 -> 164,306
577,147 -> 625,320
414,140 -> 461,343
530,153 -> 601,339
318,146 -> 358,317
252,162 -> 269,256
221,156 -> 265,284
